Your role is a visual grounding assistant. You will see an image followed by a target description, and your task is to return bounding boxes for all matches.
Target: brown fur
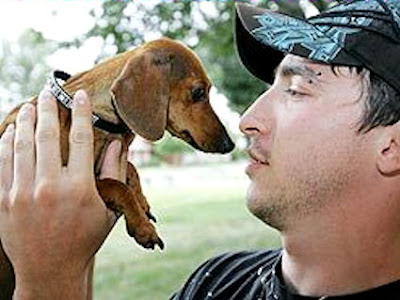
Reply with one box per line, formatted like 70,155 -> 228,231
0,38 -> 234,298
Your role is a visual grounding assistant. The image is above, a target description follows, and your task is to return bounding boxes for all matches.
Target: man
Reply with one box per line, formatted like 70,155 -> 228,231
0,0 -> 399,299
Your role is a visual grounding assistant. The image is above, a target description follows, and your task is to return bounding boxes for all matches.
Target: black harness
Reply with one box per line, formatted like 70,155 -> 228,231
46,70 -> 129,134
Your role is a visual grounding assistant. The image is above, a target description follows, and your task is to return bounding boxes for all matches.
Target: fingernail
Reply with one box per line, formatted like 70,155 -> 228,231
1,124 -> 14,143
20,103 -> 33,113
74,90 -> 87,106
39,89 -> 52,102
4,124 -> 14,135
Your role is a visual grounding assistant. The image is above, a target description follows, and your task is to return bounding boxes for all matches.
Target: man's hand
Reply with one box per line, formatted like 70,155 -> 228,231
0,90 -> 123,299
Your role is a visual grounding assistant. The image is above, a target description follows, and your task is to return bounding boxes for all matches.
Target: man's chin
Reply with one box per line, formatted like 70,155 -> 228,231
246,190 -> 286,231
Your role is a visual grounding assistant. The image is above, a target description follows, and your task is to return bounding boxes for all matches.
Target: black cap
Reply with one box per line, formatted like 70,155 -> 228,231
235,0 -> 400,94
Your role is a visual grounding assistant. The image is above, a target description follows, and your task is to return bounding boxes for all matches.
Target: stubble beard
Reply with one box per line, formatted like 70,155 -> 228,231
247,186 -> 290,231
247,167 -> 352,232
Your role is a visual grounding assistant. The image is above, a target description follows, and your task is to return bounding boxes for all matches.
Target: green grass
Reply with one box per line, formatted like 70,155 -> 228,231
93,176 -> 281,300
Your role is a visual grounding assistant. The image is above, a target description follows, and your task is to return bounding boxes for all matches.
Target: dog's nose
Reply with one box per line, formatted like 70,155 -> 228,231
220,137 -> 235,154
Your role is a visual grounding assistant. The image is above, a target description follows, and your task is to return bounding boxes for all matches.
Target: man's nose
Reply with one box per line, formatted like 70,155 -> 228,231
239,91 -> 272,137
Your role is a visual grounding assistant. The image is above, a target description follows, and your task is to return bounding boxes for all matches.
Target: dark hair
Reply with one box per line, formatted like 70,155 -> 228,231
359,72 -> 400,133
330,65 -> 400,133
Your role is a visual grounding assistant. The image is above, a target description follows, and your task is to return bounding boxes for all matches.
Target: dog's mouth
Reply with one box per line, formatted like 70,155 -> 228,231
167,126 -> 200,150
181,130 -> 200,149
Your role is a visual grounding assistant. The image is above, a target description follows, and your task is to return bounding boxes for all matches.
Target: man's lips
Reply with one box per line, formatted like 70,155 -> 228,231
245,149 -> 270,176
248,150 -> 269,165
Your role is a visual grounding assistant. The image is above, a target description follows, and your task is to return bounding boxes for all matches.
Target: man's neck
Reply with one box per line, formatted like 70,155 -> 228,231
280,199 -> 400,297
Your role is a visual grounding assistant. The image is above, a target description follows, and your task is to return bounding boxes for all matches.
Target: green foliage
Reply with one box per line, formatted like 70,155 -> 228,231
82,1 -> 199,61
0,29 -> 54,110
86,1 -> 133,54
195,1 -> 266,113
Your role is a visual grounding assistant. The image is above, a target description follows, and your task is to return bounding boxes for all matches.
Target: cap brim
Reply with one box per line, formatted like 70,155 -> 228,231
235,3 -> 284,84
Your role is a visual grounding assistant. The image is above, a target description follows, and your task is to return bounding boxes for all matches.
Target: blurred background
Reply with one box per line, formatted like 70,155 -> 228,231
0,0 -> 334,298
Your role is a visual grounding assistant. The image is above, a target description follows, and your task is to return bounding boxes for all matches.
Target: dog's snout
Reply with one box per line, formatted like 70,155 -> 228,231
220,137 -> 235,154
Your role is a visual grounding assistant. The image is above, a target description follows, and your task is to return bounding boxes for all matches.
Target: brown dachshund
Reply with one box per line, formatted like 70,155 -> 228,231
0,37 -> 234,298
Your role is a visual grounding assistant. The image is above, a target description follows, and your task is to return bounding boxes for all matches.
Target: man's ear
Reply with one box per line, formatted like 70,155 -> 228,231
377,122 -> 400,176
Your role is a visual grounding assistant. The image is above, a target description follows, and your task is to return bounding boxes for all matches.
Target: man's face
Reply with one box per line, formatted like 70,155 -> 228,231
239,55 -> 376,231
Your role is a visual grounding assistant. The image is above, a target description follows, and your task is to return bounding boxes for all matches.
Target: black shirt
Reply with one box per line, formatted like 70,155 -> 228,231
170,249 -> 400,300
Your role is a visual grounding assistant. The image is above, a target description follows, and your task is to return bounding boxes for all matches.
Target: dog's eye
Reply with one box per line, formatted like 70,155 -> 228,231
192,87 -> 206,101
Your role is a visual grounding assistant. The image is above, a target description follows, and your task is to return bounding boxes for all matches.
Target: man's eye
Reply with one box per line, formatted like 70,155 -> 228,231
192,87 -> 206,101
284,88 -> 305,97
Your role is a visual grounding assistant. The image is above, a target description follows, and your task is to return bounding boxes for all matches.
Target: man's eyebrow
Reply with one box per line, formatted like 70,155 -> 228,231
274,64 -> 321,80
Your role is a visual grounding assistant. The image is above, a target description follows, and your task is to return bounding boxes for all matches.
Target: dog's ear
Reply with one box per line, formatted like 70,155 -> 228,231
110,50 -> 172,141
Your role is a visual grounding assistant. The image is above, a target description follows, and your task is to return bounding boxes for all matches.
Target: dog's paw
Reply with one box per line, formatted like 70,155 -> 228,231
126,220 -> 164,250
146,211 -> 157,223
145,237 -> 164,250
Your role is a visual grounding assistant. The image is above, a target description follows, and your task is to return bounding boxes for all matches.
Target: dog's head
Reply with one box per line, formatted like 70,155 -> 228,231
110,38 -> 234,154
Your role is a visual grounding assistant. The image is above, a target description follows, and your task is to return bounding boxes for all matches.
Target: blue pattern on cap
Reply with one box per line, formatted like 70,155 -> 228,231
328,0 -> 400,28
387,2 -> 400,28
252,14 -> 371,62
251,0 -> 400,63
327,1 -> 384,13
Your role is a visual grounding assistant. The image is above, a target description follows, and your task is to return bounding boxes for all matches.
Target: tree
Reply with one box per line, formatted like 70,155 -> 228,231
0,29 -> 55,119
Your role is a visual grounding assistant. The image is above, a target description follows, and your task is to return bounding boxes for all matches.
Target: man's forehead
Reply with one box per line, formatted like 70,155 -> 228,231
275,54 -> 359,82
276,55 -> 325,78
280,54 -> 316,66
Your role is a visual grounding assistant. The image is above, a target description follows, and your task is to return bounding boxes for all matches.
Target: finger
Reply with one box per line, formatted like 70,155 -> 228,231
68,90 -> 94,178
119,144 -> 128,183
99,140 -> 122,180
14,103 -> 36,187
35,90 -> 62,180
0,124 -> 15,192
106,209 -> 119,229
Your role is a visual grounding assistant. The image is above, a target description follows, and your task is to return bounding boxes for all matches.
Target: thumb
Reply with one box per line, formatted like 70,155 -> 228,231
99,140 -> 122,180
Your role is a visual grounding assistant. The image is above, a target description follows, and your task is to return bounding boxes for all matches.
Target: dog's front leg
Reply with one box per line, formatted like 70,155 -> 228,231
96,179 -> 163,250
126,162 -> 157,222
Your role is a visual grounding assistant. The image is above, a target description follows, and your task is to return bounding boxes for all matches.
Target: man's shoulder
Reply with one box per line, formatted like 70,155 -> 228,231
171,248 -> 282,300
